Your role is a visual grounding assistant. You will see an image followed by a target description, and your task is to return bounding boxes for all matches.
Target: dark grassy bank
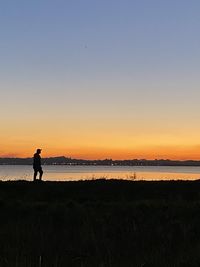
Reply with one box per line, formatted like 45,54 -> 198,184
1,179 -> 200,267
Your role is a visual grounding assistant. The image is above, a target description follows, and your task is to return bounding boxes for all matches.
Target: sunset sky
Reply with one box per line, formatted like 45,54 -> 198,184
1,0 -> 200,159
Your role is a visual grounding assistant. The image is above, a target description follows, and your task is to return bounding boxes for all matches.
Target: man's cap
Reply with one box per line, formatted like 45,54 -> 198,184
36,148 -> 42,152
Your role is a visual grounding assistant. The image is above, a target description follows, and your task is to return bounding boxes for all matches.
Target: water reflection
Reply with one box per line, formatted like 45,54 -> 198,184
0,165 -> 200,181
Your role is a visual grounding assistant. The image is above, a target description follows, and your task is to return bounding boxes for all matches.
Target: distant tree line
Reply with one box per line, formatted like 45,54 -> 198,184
1,157 -> 200,166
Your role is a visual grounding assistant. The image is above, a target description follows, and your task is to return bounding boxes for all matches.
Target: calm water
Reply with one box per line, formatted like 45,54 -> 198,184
0,165 -> 200,181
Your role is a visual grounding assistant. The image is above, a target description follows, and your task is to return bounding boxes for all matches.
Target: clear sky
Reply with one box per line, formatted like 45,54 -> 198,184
1,0 -> 200,159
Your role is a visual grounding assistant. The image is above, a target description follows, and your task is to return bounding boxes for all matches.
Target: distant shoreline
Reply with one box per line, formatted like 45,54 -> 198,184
1,157 -> 200,166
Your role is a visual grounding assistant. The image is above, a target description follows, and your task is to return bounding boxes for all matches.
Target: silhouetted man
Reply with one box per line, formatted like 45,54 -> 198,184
33,149 -> 43,181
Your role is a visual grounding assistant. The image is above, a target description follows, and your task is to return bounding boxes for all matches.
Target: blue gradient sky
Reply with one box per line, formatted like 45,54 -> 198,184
1,0 -> 200,159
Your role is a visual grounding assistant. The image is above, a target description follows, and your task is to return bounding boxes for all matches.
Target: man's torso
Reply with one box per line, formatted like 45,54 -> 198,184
33,153 -> 41,169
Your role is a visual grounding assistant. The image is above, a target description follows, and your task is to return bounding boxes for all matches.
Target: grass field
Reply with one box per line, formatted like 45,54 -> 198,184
1,179 -> 200,267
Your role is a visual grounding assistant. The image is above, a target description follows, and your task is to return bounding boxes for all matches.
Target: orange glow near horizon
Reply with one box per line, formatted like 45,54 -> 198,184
2,114 -> 200,160
1,144 -> 200,160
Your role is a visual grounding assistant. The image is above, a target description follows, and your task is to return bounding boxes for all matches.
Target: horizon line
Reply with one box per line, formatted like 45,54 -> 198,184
1,156 -> 200,162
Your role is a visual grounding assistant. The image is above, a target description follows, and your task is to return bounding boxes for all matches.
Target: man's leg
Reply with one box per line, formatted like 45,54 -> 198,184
39,169 -> 43,181
33,169 -> 38,181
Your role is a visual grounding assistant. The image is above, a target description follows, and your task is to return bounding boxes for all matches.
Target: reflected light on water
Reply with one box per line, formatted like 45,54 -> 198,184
0,165 -> 200,181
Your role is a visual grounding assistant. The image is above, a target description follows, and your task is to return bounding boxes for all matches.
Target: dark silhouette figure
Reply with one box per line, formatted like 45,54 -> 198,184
33,149 -> 43,181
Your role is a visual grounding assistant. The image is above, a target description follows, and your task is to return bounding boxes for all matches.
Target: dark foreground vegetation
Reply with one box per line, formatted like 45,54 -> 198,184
1,179 -> 200,266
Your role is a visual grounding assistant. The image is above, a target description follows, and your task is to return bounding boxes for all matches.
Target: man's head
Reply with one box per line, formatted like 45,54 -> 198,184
36,149 -> 42,154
